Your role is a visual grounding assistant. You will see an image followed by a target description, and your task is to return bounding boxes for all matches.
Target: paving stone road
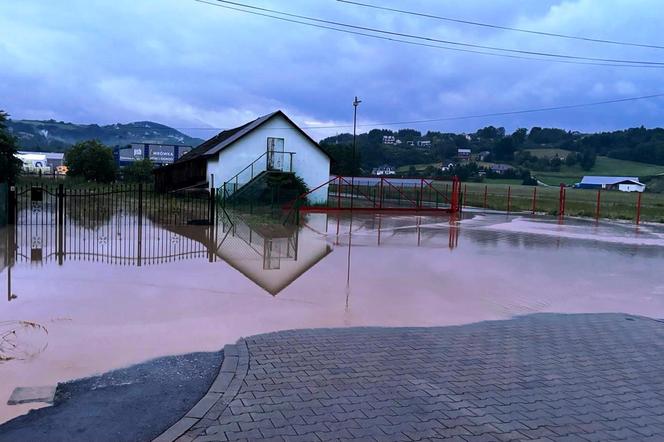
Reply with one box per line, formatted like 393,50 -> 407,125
182,314 -> 664,441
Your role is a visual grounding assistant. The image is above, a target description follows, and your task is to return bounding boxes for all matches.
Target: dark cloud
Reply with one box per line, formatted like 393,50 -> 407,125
1,0 -> 662,139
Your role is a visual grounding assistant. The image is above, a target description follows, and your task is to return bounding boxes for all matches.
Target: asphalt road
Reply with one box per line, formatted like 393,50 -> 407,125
0,350 -> 222,442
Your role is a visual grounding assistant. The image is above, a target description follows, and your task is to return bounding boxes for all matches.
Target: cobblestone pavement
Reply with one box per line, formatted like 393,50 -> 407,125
182,314 -> 664,441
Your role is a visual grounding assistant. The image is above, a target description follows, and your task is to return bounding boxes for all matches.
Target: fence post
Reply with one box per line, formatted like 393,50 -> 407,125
463,184 -> 467,209
636,192 -> 642,225
137,183 -> 143,267
531,187 -> 537,214
483,185 -> 488,209
558,184 -> 566,220
595,189 -> 601,222
419,179 -> 424,209
208,188 -> 216,262
379,177 -> 384,209
57,184 -> 64,265
209,187 -> 216,226
507,186 -> 512,213
8,184 -> 16,225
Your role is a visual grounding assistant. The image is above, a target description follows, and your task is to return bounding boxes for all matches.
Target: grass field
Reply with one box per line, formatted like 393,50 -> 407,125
396,163 -> 441,173
449,181 -> 664,223
525,148 -> 572,159
534,156 -> 664,186
332,180 -> 664,223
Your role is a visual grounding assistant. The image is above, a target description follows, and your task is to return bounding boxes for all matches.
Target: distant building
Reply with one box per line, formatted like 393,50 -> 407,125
382,135 -> 396,145
371,165 -> 396,176
576,176 -> 645,192
406,140 -> 415,146
116,143 -> 193,167
490,163 -> 514,174
477,150 -> 491,161
457,148 -> 471,161
16,151 -> 65,174
417,140 -> 431,148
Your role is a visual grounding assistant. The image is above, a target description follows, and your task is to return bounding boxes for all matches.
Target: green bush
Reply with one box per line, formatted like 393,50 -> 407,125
65,140 -> 117,183
123,159 -> 154,183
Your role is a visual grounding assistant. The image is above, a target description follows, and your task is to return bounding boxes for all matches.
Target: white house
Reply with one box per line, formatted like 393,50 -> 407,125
382,135 -> 396,145
371,165 -> 396,176
577,176 -> 646,192
154,110 -> 331,203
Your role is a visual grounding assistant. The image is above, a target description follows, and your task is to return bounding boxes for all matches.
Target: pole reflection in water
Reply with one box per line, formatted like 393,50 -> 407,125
333,210 -> 462,315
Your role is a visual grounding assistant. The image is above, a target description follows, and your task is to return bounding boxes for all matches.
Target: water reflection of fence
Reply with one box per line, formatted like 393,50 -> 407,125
10,218 -> 212,266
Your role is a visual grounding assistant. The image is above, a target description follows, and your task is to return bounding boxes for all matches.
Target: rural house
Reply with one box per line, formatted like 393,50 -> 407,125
154,111 -> 331,203
576,176 -> 646,192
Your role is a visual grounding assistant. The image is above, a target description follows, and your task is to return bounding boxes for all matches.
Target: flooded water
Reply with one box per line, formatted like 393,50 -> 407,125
1,210 -> 663,423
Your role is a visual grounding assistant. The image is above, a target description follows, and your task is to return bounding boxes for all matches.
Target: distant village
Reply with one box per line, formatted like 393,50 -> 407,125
12,124 -> 649,193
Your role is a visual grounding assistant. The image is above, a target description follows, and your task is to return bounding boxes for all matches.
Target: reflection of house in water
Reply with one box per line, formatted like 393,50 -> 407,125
7,206 -> 333,297
212,213 -> 332,295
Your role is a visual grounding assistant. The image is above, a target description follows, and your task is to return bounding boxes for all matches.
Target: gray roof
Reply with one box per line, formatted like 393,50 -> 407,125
175,110 -> 329,163
18,151 -> 64,160
580,176 -> 643,186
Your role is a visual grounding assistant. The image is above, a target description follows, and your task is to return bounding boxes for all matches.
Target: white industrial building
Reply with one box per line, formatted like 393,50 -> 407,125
577,176 -> 646,192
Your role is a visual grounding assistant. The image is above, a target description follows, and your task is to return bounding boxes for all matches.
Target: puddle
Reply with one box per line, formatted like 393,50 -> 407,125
0,210 -> 663,423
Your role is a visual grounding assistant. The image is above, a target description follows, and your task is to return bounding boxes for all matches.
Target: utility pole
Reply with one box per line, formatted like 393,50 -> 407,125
346,96 -> 361,299
350,96 -> 361,210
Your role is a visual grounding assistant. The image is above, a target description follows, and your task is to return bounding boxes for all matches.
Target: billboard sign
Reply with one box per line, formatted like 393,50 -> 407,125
119,147 -> 144,162
149,145 -> 176,163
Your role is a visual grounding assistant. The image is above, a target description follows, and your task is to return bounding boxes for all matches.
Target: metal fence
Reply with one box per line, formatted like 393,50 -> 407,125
8,183 -> 215,227
455,182 -> 663,224
4,183 -> 218,265
0,182 -> 6,227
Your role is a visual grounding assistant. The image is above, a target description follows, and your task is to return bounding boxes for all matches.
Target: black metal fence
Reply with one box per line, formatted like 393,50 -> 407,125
3,184 -> 218,266
0,182 -> 7,227
8,183 -> 216,227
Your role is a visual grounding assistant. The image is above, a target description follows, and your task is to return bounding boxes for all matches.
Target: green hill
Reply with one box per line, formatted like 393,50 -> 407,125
7,119 -> 204,151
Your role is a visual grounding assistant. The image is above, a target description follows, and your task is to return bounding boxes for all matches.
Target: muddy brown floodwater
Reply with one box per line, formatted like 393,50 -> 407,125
1,210 -> 663,423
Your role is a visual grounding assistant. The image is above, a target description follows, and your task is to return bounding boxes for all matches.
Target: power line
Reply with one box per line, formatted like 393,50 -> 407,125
337,0 -> 664,51
193,0 -> 652,69
196,0 -> 664,67
174,92 -> 664,132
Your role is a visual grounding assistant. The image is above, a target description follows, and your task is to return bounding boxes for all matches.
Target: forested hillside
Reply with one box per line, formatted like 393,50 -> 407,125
7,119 -> 203,151
320,126 -> 664,176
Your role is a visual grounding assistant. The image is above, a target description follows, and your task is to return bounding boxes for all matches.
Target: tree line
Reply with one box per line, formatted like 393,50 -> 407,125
1,111 -> 153,184
320,125 -> 664,176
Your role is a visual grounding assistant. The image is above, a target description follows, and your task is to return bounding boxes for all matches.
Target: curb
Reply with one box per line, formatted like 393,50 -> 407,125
153,339 -> 249,442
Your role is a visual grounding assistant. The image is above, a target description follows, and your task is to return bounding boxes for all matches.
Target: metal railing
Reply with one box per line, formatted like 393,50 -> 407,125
220,150 -> 295,201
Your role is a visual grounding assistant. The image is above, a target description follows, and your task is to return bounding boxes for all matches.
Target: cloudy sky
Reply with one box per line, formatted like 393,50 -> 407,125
1,0 -> 663,139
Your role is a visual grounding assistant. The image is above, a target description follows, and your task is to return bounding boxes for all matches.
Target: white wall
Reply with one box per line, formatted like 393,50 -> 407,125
618,183 -> 645,192
206,114 -> 330,203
